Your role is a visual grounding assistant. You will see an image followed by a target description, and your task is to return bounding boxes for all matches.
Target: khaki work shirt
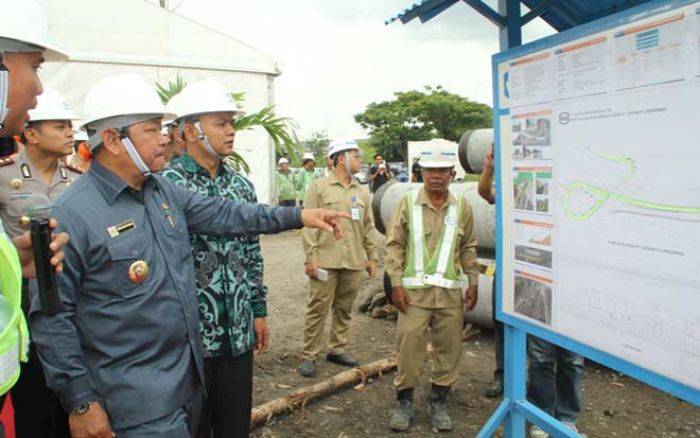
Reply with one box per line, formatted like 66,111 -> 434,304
385,187 -> 479,309
0,150 -> 82,239
303,174 -> 378,270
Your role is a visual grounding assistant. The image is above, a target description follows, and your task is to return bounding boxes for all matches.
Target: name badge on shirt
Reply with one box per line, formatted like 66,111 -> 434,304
107,220 -> 136,238
350,195 -> 361,221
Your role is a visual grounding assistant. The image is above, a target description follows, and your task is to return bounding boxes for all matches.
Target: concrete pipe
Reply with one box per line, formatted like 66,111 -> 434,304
458,128 -> 494,174
372,181 -> 495,252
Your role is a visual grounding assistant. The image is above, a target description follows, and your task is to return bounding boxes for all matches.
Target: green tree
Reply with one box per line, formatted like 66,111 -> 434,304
156,75 -> 301,174
301,130 -> 330,163
354,86 -> 492,161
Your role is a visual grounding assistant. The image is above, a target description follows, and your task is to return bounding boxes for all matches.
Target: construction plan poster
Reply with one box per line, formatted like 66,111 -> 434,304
495,1 -> 700,391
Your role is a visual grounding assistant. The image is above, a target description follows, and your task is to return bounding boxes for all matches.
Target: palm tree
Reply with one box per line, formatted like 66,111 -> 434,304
156,75 -> 301,174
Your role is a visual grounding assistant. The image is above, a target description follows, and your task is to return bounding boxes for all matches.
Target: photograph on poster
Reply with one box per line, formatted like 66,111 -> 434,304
514,271 -> 552,325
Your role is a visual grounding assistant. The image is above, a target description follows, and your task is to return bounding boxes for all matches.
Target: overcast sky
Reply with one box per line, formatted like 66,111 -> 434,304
177,0 -> 554,140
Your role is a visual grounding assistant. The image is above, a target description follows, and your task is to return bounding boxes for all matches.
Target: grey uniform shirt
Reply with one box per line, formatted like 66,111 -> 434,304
29,160 -> 302,429
0,150 -> 81,239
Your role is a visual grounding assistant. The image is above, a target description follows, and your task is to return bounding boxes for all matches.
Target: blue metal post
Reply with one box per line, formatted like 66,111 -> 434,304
499,0 -> 523,50
503,325 -> 527,437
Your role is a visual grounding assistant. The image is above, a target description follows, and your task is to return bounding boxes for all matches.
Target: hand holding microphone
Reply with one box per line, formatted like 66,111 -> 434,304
19,194 -> 61,314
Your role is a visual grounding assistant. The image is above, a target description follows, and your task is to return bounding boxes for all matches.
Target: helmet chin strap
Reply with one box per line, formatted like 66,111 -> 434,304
343,151 -> 352,174
0,55 -> 10,132
194,121 -> 224,160
121,134 -> 151,177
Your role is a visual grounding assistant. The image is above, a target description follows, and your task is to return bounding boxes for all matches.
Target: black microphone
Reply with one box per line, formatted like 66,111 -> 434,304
23,194 -> 60,315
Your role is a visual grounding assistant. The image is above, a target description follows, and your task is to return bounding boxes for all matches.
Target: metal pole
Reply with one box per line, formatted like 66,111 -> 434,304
498,0 -> 523,50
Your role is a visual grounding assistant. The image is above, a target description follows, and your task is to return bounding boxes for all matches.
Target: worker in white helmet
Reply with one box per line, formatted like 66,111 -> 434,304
276,157 -> 296,206
161,78 -> 265,437
0,3 -> 70,436
298,138 -> 378,377
0,0 -> 70,272
295,151 -> 320,207
385,141 -> 479,432
162,92 -> 186,164
28,73 -> 350,438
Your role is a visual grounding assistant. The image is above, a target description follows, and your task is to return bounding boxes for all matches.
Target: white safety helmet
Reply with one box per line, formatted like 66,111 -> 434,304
278,157 -> 289,166
72,130 -> 88,142
327,138 -> 360,158
302,152 -> 315,163
0,0 -> 67,61
28,88 -> 79,122
168,79 -> 244,160
169,79 -> 244,122
0,0 -> 68,131
418,139 -> 457,168
81,74 -> 174,176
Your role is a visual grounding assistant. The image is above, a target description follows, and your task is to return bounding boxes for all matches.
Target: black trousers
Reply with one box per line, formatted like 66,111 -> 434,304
199,351 -> 253,438
9,346 -> 70,438
278,200 -> 296,207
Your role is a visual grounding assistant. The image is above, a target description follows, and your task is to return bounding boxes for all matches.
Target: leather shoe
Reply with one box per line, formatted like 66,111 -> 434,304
326,353 -> 359,367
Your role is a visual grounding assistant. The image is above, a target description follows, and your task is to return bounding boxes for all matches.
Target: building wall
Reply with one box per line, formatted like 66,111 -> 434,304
41,62 -> 276,203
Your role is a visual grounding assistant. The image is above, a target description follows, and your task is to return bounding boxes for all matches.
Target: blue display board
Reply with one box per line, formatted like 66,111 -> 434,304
481,1 -> 700,436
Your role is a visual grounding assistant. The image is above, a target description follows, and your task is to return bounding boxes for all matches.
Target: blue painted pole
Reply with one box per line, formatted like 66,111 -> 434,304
503,325 -> 527,437
498,0 -> 522,50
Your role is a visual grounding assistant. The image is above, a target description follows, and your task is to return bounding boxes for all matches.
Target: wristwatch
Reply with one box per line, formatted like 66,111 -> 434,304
71,401 -> 94,415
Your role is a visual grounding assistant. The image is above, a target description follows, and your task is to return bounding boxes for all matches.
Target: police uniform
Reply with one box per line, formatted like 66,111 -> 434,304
29,161 -> 303,437
301,174 -> 378,361
385,186 -> 479,391
0,150 -> 82,239
0,150 -> 80,438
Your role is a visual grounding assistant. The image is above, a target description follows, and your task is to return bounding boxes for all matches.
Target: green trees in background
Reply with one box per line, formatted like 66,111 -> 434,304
354,85 -> 492,162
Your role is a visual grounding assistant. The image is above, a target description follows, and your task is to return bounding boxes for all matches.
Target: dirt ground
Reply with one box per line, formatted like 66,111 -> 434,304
253,232 -> 699,438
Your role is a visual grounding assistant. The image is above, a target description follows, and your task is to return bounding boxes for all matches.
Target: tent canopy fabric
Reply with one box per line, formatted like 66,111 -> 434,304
38,0 -> 279,203
40,0 -> 279,75
385,0 -> 656,32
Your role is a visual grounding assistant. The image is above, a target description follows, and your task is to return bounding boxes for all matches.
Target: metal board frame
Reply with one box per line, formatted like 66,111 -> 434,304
482,0 -> 700,436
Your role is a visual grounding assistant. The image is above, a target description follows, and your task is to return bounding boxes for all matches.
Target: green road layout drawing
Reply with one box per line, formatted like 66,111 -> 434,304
560,152 -> 700,221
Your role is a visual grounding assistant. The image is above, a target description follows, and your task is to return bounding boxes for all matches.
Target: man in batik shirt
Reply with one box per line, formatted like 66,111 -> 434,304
162,79 -> 268,438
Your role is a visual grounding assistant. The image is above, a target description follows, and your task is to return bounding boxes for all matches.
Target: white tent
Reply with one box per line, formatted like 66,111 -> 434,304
38,0 -> 281,203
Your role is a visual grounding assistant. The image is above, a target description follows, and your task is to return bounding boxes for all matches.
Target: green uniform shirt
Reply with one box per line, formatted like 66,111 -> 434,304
296,168 -> 321,201
276,170 -> 296,202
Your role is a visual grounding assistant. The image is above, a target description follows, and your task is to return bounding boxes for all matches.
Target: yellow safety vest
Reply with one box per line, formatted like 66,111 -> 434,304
0,222 -> 29,395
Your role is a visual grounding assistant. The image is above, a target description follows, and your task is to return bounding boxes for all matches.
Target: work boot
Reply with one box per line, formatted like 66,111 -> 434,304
326,352 -> 359,367
298,359 -> 316,377
428,384 -> 452,432
389,388 -> 414,431
484,377 -> 504,398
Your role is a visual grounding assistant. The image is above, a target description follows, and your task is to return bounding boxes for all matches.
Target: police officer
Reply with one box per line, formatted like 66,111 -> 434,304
385,142 -> 479,432
28,74 -> 349,438
298,139 -> 378,377
0,88 -> 79,437
0,88 -> 82,239
162,78 -> 265,438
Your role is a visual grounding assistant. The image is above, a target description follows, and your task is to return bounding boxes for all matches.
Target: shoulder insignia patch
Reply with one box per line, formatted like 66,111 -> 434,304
0,156 -> 14,167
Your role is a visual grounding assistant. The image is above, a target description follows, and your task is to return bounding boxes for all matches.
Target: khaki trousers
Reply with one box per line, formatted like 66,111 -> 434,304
301,269 -> 364,360
393,304 -> 464,390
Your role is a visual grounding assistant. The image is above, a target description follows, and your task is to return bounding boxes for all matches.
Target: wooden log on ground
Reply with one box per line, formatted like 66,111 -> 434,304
251,357 -> 397,427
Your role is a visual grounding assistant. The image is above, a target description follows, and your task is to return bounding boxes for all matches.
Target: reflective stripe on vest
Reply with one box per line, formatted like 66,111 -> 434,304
402,191 -> 467,290
0,225 -> 29,395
